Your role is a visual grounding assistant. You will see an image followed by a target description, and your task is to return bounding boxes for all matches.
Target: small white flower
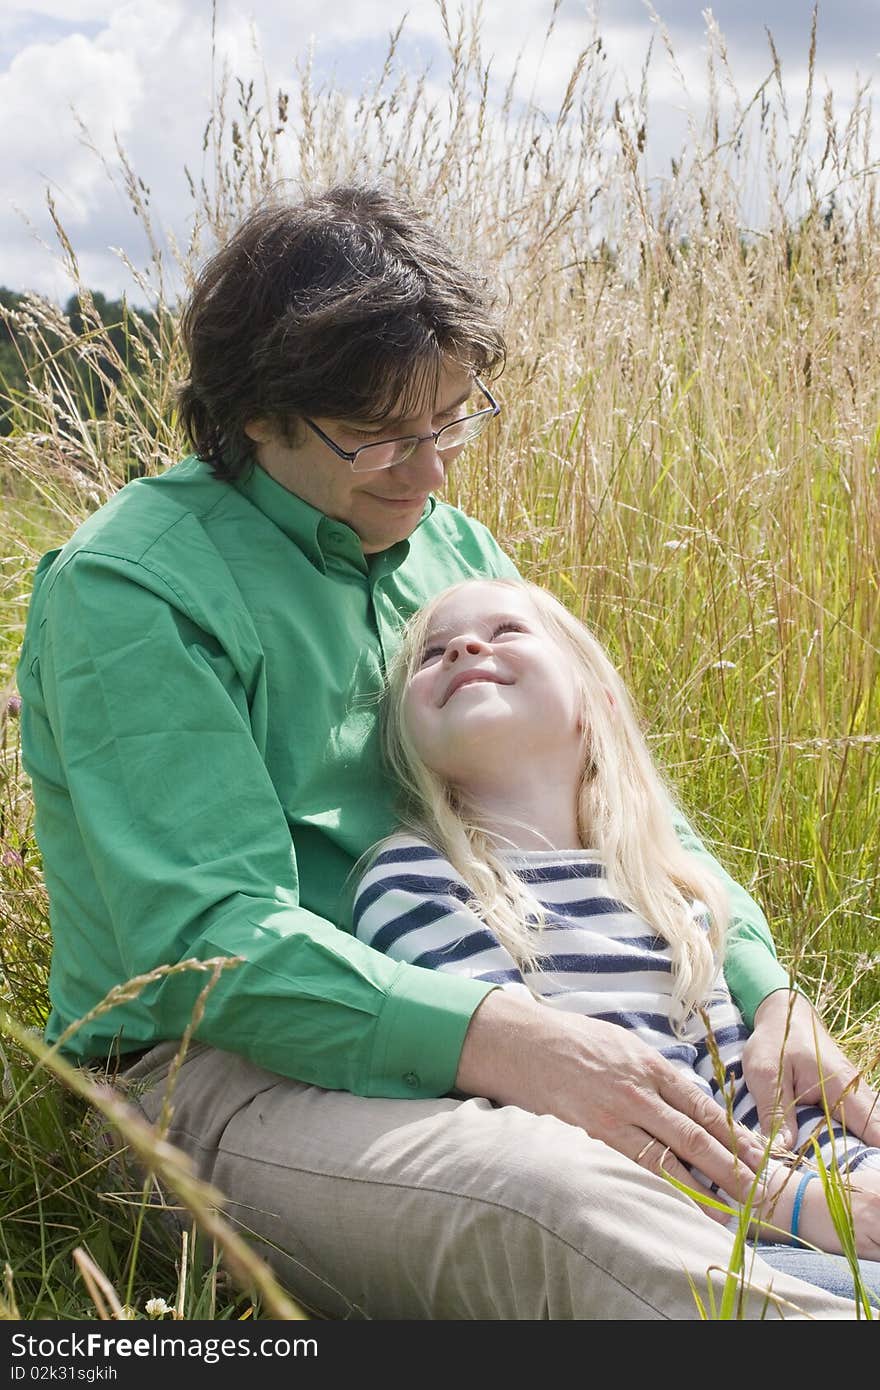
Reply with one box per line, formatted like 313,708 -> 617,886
145,1297 -> 172,1318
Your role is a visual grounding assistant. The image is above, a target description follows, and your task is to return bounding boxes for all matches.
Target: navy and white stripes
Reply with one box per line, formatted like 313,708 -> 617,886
354,835 -> 880,1184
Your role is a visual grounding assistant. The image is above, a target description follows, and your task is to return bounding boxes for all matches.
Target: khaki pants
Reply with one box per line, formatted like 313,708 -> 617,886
122,1042 -> 860,1320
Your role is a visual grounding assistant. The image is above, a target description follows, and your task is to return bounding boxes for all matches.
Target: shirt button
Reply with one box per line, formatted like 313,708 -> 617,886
403,1071 -> 420,1088
328,529 -> 346,544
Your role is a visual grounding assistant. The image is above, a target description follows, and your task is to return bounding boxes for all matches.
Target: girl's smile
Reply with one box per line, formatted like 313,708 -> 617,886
440,665 -> 513,705
402,581 -> 584,798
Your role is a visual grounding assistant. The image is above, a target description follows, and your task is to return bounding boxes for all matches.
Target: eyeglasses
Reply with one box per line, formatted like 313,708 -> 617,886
302,379 -> 501,473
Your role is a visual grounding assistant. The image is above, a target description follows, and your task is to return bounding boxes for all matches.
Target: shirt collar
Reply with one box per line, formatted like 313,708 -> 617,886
233,463 -> 437,572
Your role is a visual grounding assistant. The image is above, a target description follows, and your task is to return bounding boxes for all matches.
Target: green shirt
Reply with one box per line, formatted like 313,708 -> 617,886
17,456 -> 788,1097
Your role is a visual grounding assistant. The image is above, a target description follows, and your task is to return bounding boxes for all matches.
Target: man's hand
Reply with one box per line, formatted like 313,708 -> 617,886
742,988 -> 880,1150
456,989 -> 766,1220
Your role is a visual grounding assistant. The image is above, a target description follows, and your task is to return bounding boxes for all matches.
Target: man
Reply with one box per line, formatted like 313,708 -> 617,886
17,185 -> 879,1318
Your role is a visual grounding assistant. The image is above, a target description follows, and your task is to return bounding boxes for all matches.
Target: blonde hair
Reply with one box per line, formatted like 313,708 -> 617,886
381,578 -> 730,1031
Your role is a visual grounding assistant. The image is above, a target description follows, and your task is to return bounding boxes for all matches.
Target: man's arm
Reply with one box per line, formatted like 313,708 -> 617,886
743,990 -> 880,1148
19,550 -> 493,1098
671,810 -> 880,1147
670,810 -> 789,1025
455,989 -> 764,1212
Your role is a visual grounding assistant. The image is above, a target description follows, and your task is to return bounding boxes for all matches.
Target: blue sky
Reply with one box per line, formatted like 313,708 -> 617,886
2,1 -> 878,303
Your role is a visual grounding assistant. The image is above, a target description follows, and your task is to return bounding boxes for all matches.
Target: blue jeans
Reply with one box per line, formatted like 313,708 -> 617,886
757,1243 -> 880,1308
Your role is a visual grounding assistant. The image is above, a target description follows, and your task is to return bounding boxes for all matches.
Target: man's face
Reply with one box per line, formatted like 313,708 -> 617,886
245,360 -> 476,553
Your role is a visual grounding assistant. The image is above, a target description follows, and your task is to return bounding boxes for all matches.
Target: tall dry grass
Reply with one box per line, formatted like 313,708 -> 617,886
1,5 -> 878,1317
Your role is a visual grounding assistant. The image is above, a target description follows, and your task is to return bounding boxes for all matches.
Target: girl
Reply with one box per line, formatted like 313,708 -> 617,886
353,577 -> 880,1259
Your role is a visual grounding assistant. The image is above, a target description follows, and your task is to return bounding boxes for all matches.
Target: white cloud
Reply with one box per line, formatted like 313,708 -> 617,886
4,32 -> 139,218
2,0 -> 877,301
3,2 -> 118,16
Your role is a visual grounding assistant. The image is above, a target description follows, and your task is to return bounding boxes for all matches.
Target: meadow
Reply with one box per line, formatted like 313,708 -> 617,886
0,8 -> 878,1319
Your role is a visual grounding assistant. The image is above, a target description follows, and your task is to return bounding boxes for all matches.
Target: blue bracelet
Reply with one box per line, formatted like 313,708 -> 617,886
790,1171 -> 817,1248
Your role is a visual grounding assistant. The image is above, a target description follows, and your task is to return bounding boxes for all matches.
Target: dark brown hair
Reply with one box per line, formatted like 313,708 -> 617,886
177,184 -> 507,480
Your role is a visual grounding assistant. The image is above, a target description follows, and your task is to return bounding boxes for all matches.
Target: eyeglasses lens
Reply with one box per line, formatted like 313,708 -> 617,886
350,411 -> 492,473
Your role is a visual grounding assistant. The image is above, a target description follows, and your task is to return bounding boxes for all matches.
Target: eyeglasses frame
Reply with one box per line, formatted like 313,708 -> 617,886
301,378 -> 500,472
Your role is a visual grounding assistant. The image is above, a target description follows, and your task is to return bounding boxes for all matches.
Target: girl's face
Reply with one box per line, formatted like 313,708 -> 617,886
402,582 -> 584,787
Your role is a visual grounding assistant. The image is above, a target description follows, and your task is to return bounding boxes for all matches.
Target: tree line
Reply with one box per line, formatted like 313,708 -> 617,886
0,287 -> 159,437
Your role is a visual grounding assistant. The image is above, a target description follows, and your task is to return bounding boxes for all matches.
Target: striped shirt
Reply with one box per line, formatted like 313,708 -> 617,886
354,835 -> 880,1184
